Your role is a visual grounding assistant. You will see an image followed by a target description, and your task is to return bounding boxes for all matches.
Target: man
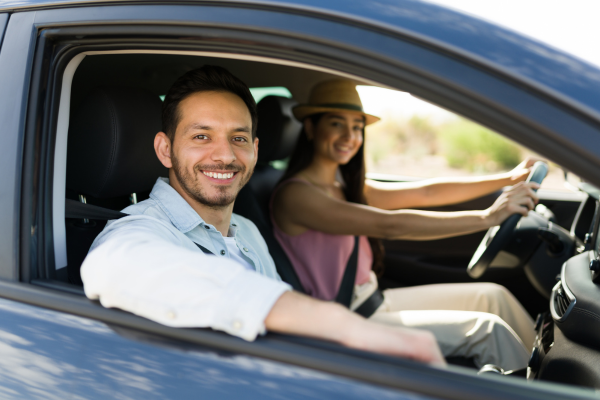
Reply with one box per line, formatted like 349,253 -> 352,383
81,65 -> 444,366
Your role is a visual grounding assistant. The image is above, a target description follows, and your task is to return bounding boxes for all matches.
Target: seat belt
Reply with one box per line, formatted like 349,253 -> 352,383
66,198 -> 216,257
335,236 -> 384,318
65,198 -> 127,220
194,242 -> 214,255
335,236 -> 359,308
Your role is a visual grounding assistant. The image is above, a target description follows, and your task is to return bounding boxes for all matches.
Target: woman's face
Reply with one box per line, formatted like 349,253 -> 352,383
307,111 -> 365,165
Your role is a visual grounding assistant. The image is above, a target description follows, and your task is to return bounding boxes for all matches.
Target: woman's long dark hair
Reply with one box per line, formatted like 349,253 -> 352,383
279,113 -> 385,275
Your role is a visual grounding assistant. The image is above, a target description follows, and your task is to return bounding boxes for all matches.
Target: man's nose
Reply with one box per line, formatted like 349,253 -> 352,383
210,137 -> 236,165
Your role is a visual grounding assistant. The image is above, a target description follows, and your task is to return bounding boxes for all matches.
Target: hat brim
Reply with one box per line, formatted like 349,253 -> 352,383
292,105 -> 380,126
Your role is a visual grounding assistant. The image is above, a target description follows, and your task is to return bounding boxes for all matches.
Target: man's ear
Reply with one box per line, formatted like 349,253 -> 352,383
304,118 -> 314,141
155,132 -> 173,168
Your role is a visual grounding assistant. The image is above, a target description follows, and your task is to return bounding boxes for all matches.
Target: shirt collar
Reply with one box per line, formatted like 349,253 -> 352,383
149,177 -> 240,235
149,177 -> 205,233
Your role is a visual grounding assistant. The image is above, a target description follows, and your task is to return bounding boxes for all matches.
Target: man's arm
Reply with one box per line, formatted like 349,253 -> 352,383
82,216 -> 445,365
265,291 -> 446,366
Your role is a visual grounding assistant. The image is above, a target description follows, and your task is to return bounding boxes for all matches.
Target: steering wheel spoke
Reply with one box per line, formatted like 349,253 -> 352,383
467,162 -> 548,279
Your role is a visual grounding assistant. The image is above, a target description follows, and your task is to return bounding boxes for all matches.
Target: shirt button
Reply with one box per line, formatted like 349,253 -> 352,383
220,250 -> 226,256
243,247 -> 249,252
167,310 -> 177,320
204,225 -> 210,229
232,223 -> 237,227
232,320 -> 243,331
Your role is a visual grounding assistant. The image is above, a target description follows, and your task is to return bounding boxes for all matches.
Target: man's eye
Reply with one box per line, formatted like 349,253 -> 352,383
233,137 -> 248,142
194,134 -> 209,140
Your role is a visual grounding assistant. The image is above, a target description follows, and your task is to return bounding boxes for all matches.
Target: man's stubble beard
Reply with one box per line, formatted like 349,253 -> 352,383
171,152 -> 254,210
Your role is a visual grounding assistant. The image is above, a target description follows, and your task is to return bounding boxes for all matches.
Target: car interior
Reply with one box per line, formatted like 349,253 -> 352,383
39,51 -> 600,388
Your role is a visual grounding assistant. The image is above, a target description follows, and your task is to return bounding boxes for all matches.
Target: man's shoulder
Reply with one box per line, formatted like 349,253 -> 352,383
100,197 -> 177,237
122,197 -> 169,220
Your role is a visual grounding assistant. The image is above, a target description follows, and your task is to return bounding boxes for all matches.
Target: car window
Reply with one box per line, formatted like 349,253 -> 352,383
250,86 -> 292,103
358,85 -> 577,192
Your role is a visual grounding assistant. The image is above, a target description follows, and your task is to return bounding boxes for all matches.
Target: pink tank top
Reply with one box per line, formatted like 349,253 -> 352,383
270,178 -> 373,301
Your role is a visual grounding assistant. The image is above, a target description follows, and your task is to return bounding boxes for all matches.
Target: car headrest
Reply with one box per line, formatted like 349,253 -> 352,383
256,96 -> 302,164
67,86 -> 167,198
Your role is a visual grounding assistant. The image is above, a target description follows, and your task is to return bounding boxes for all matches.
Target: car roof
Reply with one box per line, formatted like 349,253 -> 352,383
4,0 -> 600,121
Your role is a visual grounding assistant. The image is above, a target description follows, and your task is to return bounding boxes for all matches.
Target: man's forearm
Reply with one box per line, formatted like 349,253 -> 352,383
264,291 -> 446,366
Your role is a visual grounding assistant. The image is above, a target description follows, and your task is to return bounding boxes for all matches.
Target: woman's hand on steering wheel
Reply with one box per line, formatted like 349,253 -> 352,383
484,181 -> 540,227
509,157 -> 545,183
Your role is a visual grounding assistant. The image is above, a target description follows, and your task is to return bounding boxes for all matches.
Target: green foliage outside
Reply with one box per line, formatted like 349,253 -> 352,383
365,114 -> 524,174
438,118 -> 522,172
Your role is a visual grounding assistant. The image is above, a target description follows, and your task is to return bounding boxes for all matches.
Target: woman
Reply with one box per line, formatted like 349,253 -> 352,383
271,79 -> 540,370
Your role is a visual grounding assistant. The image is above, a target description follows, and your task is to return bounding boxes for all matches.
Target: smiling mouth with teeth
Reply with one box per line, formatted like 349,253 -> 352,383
202,171 -> 236,180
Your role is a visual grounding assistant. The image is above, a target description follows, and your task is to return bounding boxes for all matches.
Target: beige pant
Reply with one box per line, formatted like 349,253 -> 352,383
360,276 -> 534,370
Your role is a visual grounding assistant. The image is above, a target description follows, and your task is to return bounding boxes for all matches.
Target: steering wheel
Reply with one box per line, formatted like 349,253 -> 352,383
467,161 -> 548,279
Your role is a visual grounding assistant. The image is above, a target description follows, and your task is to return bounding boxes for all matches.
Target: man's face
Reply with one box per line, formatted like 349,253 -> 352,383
169,91 -> 258,209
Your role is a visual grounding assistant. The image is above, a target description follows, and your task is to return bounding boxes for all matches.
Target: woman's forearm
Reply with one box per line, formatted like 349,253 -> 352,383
377,208 -> 491,241
374,181 -> 537,240
366,157 -> 539,210
367,172 -> 516,210
418,172 -> 515,206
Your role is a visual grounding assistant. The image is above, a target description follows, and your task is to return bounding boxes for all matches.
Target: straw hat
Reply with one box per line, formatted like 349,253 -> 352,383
292,79 -> 380,125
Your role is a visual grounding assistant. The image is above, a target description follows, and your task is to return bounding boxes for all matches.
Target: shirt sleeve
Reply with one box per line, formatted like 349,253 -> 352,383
81,217 -> 291,341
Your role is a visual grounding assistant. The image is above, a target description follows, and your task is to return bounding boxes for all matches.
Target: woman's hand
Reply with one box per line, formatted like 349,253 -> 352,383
509,157 -> 545,183
484,181 -> 540,227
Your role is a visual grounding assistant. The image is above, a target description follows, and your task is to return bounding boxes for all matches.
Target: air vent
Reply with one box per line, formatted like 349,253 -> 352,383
554,284 -> 571,316
551,279 -> 576,322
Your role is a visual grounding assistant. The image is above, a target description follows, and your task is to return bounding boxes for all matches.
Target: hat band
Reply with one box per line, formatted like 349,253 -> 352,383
314,103 -> 364,113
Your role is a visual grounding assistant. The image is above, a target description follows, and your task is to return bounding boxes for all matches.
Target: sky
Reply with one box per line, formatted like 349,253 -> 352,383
358,0 -> 600,120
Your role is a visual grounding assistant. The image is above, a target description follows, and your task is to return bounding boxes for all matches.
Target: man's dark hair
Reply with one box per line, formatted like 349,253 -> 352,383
162,65 -> 258,141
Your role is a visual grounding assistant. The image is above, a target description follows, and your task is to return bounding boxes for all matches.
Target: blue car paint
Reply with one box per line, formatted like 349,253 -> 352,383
0,297 -> 431,399
1,0 -> 599,120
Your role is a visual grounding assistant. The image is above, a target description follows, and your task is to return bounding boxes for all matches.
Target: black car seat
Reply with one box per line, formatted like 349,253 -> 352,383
233,95 -> 305,291
65,86 -> 167,285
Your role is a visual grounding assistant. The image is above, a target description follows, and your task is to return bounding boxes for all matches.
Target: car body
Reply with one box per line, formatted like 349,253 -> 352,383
0,0 -> 600,399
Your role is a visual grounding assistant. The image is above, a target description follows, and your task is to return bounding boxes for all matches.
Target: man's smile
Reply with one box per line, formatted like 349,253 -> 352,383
200,170 -> 238,182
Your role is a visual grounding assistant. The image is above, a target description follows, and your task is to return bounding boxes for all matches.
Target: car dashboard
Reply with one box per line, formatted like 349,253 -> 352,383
528,185 -> 600,388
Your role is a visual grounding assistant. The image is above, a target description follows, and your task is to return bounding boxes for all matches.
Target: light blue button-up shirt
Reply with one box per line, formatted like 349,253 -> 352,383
129,177 -> 281,279
83,178 -> 290,341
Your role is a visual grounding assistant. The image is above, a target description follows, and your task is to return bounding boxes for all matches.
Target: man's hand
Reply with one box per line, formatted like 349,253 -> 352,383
509,157 -> 545,183
484,181 -> 540,227
265,291 -> 446,366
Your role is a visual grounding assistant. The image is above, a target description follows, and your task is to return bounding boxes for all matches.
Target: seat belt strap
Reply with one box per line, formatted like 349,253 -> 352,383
194,242 -> 214,255
354,288 -> 384,318
65,198 -> 127,220
335,236 -> 359,308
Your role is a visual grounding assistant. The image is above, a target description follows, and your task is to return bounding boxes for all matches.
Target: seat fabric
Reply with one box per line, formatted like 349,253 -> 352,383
64,86 -> 166,284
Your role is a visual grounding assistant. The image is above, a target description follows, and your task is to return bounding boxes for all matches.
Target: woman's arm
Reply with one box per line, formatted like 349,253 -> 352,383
365,158 -> 540,210
272,180 -> 539,241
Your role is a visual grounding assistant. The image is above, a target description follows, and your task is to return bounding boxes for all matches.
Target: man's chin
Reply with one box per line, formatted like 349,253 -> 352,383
195,189 -> 238,209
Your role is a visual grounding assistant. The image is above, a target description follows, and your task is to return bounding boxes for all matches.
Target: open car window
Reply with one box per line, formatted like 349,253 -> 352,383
358,85 -> 579,193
